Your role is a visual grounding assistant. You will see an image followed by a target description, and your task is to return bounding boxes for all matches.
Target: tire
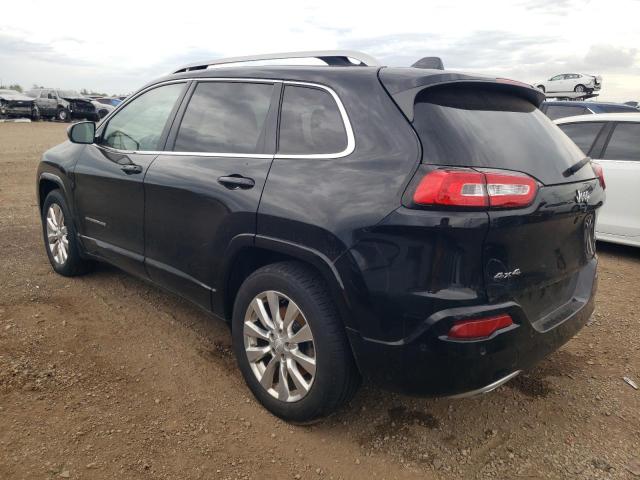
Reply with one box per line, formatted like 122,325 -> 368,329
56,107 -> 70,122
31,106 -> 40,122
41,190 -> 93,277
537,85 -> 545,93
232,261 -> 360,423
574,84 -> 586,93
89,113 -> 100,122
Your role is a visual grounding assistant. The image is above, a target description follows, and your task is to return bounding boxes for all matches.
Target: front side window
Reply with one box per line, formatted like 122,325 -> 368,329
558,122 -> 604,154
174,82 -> 274,153
102,83 -> 184,151
278,85 -> 347,155
603,123 -> 640,160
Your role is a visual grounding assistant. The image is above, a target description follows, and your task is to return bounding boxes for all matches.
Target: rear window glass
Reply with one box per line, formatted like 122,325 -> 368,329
558,122 -> 604,154
278,85 -> 347,155
412,86 -> 591,185
603,123 -> 640,160
544,105 -> 590,120
175,82 -> 273,154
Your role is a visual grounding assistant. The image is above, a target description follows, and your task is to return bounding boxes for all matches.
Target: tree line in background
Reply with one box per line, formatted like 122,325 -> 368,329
0,84 -> 116,97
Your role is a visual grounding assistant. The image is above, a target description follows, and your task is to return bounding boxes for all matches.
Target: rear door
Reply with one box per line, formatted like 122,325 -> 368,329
73,82 -> 187,276
411,85 -> 604,326
594,122 -> 640,238
144,80 -> 279,311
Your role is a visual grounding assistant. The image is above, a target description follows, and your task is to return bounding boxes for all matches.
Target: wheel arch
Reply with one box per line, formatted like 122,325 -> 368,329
38,173 -> 67,212
219,235 -> 355,332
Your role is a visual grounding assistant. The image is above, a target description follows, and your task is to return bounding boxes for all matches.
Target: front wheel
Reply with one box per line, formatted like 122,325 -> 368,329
56,108 -> 70,122
42,190 -> 93,276
31,106 -> 40,122
232,262 -> 360,423
537,85 -> 545,93
574,84 -> 586,93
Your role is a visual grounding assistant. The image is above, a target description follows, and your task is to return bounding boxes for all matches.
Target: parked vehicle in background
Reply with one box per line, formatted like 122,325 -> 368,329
535,73 -> 602,94
541,101 -> 640,120
96,97 -> 123,107
36,50 -> 604,423
0,89 -> 40,120
26,88 -> 99,122
556,113 -> 640,247
90,99 -> 115,119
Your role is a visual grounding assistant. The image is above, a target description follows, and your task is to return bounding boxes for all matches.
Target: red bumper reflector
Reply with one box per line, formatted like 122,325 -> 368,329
448,314 -> 514,339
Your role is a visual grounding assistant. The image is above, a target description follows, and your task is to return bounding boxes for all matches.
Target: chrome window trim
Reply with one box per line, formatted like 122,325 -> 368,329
95,77 -> 354,160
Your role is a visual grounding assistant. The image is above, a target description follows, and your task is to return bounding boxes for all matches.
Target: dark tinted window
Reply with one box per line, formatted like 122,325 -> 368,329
174,82 -> 274,153
412,86 -> 590,185
544,105 -> 590,120
278,85 -> 347,155
597,105 -> 639,113
103,83 -> 184,151
603,123 -> 640,160
558,122 -> 604,154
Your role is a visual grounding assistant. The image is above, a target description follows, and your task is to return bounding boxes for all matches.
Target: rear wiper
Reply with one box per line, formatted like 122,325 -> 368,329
563,156 -> 592,178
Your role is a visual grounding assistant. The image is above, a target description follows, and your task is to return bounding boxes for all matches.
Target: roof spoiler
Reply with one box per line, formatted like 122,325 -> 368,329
379,69 -> 546,121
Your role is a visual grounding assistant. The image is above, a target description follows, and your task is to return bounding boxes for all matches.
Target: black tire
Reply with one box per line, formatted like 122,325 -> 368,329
89,113 -> 100,122
31,106 -> 40,122
41,190 -> 93,276
537,85 -> 545,93
232,261 -> 360,423
574,84 -> 586,93
56,107 -> 71,122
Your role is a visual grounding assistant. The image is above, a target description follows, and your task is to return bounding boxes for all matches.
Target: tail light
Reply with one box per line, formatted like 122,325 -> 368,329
447,314 -> 514,340
413,168 -> 538,209
591,163 -> 606,189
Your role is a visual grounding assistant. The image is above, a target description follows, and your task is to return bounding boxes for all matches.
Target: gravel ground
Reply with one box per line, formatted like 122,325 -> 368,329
1,122 -> 639,480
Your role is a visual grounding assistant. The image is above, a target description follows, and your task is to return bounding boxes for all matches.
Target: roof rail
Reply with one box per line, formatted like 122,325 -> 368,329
173,50 -> 381,73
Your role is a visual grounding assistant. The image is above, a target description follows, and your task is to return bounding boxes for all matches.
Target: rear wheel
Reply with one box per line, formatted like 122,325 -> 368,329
42,190 -> 93,276
232,262 -> 360,423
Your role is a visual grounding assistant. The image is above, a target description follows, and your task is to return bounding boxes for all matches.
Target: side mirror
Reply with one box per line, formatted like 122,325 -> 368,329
67,121 -> 95,144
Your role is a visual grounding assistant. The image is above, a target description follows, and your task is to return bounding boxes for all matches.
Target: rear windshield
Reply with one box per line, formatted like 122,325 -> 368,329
412,86 -> 594,185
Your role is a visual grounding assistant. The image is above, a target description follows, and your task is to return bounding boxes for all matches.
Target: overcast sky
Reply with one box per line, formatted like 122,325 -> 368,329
1,0 -> 639,101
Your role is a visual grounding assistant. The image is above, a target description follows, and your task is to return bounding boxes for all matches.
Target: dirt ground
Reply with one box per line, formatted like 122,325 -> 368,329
1,122 -> 639,480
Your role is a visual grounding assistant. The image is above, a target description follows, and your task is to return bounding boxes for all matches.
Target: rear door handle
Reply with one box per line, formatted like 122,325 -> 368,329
218,175 -> 255,189
121,164 -> 143,175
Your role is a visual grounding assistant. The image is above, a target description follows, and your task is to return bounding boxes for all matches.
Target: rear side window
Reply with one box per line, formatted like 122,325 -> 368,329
544,105 -> 590,120
278,85 -> 347,155
602,123 -> 640,160
102,83 -> 184,151
598,105 -> 638,113
412,86 -> 590,185
174,82 -> 274,154
558,122 -> 604,154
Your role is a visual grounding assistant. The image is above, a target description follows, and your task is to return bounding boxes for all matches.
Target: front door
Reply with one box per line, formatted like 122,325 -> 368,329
73,82 -> 188,276
144,80 -> 279,311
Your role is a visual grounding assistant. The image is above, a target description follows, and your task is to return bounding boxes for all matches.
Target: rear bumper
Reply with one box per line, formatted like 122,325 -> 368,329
347,260 -> 597,396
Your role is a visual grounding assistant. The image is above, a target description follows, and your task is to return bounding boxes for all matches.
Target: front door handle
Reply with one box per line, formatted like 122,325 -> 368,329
218,175 -> 255,190
121,164 -> 143,175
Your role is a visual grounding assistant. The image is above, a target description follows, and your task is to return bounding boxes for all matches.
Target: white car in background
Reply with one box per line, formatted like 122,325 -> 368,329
555,113 -> 640,247
536,73 -> 602,94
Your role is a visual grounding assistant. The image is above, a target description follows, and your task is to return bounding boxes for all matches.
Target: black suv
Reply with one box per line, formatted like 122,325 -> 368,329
37,51 -> 604,422
26,88 -> 99,122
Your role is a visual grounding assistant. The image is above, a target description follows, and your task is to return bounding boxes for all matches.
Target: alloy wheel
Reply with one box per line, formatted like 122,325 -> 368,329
46,203 -> 69,265
243,290 -> 316,402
